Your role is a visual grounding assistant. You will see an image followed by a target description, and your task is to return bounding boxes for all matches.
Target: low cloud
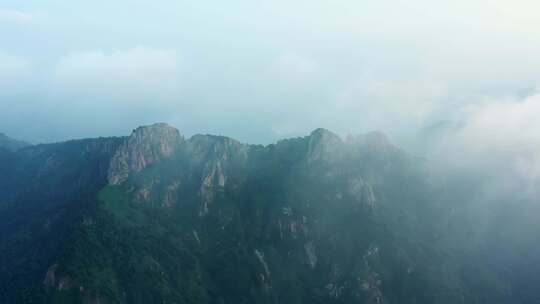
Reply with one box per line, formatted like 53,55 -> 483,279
52,47 -> 181,104
268,54 -> 321,84
0,9 -> 33,24
332,77 -> 446,134
427,90 -> 540,201
1,0 -> 540,147
2,47 -> 184,142
0,52 -> 32,94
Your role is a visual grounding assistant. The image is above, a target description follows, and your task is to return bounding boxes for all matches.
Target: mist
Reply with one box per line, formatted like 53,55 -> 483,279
1,1 -> 539,146
3,0 -> 539,212
2,0 -> 539,225
1,2 -> 540,301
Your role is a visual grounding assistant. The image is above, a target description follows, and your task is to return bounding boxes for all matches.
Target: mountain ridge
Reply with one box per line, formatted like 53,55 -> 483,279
0,132 -> 31,152
0,123 -> 537,304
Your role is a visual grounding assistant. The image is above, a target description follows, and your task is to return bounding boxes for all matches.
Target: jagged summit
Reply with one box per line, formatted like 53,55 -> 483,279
107,123 -> 184,185
188,134 -> 248,160
309,127 -> 340,138
307,128 -> 392,149
132,122 -> 179,133
307,128 -> 343,162
306,128 -> 395,162
107,124 -> 396,185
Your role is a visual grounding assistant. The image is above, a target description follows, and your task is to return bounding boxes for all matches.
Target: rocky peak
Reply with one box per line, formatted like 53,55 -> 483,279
187,134 -> 247,162
307,128 -> 343,162
107,123 -> 184,185
187,134 -> 249,216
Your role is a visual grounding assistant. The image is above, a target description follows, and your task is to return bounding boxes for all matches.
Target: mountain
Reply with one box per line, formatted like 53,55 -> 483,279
0,123 -> 538,304
0,136 -> 124,303
0,132 -> 30,152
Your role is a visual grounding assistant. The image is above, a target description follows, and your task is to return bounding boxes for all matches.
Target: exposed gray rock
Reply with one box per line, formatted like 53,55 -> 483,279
348,177 -> 377,209
307,128 -> 343,163
188,134 -> 248,216
254,249 -> 270,277
304,241 -> 317,268
108,123 -> 184,185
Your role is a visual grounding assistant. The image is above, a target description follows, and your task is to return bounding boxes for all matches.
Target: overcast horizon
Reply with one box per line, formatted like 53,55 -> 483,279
1,0 -> 540,154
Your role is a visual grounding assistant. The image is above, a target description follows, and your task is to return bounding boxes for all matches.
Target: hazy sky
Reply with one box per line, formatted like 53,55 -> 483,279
1,0 -> 540,149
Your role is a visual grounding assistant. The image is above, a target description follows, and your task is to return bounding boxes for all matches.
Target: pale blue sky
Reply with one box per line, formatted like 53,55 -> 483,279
1,0 -> 540,147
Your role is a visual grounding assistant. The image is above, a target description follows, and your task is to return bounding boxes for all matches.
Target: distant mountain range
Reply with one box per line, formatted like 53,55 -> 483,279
0,132 -> 30,152
0,123 -> 538,304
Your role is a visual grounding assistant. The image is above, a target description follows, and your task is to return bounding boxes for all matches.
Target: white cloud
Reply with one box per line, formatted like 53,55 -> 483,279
429,90 -> 540,200
268,54 -> 321,84
0,9 -> 33,24
52,47 -> 181,103
0,52 -> 32,94
2,0 -> 540,145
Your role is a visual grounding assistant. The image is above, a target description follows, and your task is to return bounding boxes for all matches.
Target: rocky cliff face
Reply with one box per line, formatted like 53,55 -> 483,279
187,134 -> 249,216
1,123 -> 533,304
105,124 -> 384,217
108,123 -> 184,185
307,128 -> 343,163
44,124 -> 444,304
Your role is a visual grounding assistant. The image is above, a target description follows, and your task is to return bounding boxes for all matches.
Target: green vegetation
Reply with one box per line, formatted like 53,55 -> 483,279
2,130 -> 540,303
